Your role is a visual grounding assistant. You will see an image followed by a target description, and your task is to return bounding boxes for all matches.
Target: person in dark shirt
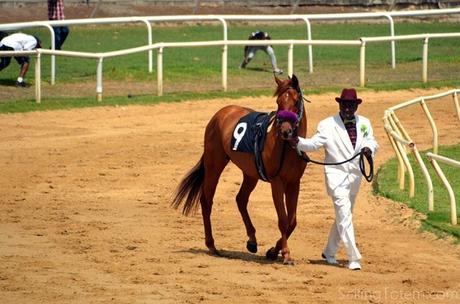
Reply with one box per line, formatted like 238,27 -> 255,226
48,0 -> 70,50
239,31 -> 283,75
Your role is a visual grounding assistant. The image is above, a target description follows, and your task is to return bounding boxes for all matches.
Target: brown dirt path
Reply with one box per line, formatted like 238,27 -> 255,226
0,88 -> 459,303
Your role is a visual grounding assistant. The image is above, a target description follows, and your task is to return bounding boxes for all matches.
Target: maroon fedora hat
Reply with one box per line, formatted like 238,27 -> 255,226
335,88 -> 362,104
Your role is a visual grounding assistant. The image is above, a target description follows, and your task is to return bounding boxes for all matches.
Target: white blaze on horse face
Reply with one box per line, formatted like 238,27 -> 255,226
284,93 -> 290,108
232,122 -> 247,151
280,91 -> 297,113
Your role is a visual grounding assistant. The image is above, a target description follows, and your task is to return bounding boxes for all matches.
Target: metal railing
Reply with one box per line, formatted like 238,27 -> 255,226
383,90 -> 460,225
426,152 -> 460,225
1,31 -> 459,101
1,8 -> 460,84
359,32 -> 460,86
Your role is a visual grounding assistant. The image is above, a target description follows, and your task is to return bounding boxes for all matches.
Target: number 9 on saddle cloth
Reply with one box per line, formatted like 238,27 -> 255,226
231,111 -> 276,181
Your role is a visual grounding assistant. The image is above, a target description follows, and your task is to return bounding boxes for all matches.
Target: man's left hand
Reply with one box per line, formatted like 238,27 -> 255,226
361,147 -> 372,158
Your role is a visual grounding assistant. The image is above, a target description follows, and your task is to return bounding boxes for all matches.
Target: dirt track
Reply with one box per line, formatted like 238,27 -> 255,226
0,88 -> 459,303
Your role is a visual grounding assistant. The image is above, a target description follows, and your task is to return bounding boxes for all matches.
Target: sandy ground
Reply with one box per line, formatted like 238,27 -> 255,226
0,88 -> 459,303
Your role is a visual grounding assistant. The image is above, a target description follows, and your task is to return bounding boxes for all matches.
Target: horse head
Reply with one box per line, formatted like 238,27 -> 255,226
273,74 -> 304,140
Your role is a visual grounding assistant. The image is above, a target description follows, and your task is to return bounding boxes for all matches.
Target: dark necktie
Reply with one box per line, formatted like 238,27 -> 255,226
342,117 -> 357,148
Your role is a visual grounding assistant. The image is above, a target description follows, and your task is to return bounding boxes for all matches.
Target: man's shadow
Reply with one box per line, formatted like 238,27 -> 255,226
308,258 -> 346,268
243,67 -> 273,73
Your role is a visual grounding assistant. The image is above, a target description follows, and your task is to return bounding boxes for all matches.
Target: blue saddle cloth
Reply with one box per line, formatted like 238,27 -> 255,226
231,111 -> 275,181
231,111 -> 271,153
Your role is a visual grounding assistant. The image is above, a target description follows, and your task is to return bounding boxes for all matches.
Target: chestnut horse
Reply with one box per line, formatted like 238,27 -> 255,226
172,74 -> 307,264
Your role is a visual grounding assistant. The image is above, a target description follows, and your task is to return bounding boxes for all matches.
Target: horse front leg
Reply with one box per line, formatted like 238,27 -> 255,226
285,181 -> 300,239
266,180 -> 293,264
236,174 -> 259,253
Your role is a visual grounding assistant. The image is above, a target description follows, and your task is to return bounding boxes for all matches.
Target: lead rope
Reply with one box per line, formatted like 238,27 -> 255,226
298,150 -> 374,182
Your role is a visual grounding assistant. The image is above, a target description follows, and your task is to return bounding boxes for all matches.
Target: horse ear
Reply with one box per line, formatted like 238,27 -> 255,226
274,74 -> 282,86
291,74 -> 299,90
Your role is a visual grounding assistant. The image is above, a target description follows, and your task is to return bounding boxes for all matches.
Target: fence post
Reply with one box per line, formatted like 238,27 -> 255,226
419,99 -> 438,154
302,18 -> 313,73
384,125 -> 406,189
422,37 -> 429,83
44,24 -> 56,85
288,43 -> 294,77
454,92 -> 460,120
383,14 -> 396,69
96,57 -> 103,102
140,19 -> 153,73
388,112 -> 415,195
217,17 -> 228,91
427,155 -> 457,225
222,44 -> 228,92
35,52 -> 41,104
157,47 -> 163,96
411,145 -> 434,211
359,40 -> 366,87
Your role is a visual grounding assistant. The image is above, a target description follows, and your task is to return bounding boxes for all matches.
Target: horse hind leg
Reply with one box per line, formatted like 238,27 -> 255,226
200,148 -> 229,255
236,174 -> 259,253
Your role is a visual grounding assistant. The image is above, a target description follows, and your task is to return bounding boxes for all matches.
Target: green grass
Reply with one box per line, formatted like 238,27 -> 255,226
374,144 -> 460,240
3,21 -> 459,81
0,21 -> 459,111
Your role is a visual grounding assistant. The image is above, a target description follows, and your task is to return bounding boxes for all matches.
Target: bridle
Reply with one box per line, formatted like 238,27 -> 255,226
275,86 -> 305,135
260,85 -> 306,182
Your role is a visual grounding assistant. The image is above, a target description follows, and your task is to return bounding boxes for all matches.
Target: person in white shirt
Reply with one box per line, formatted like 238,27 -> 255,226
0,33 -> 41,87
290,88 -> 378,270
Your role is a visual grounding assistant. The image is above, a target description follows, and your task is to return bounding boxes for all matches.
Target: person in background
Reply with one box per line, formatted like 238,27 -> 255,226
290,88 -> 378,270
239,30 -> 283,75
48,0 -> 69,50
0,33 -> 41,87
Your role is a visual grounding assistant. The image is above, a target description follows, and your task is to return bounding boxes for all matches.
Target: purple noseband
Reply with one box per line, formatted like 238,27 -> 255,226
277,110 -> 298,123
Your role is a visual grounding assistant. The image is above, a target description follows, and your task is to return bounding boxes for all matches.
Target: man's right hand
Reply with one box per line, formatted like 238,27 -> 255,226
287,135 -> 299,149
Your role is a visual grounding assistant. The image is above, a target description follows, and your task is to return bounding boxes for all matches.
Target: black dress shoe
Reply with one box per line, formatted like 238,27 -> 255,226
15,81 -> 27,88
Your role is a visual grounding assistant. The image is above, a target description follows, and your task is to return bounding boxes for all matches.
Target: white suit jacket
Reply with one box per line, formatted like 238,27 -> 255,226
297,114 -> 378,197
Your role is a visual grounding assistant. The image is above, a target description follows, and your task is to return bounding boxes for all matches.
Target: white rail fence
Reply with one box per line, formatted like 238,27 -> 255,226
1,8 -> 460,84
383,90 -> 460,225
1,32 -> 459,102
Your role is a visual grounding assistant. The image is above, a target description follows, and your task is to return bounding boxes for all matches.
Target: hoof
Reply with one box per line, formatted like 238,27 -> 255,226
246,240 -> 258,253
265,247 -> 279,261
208,247 -> 221,257
283,259 -> 295,266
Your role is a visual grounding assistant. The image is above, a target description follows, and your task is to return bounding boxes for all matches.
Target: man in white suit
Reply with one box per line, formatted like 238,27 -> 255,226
291,88 -> 378,270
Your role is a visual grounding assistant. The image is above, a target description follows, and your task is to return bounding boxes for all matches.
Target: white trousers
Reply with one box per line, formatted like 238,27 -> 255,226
323,194 -> 362,261
244,45 -> 279,71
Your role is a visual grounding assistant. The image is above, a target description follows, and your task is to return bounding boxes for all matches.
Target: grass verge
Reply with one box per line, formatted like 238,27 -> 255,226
374,144 -> 460,241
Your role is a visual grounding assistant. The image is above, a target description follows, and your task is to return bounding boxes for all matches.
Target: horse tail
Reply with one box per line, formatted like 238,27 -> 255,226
172,156 -> 205,216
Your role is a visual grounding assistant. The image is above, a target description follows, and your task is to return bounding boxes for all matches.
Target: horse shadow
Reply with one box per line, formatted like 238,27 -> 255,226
180,247 -> 282,265
0,79 -> 18,86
